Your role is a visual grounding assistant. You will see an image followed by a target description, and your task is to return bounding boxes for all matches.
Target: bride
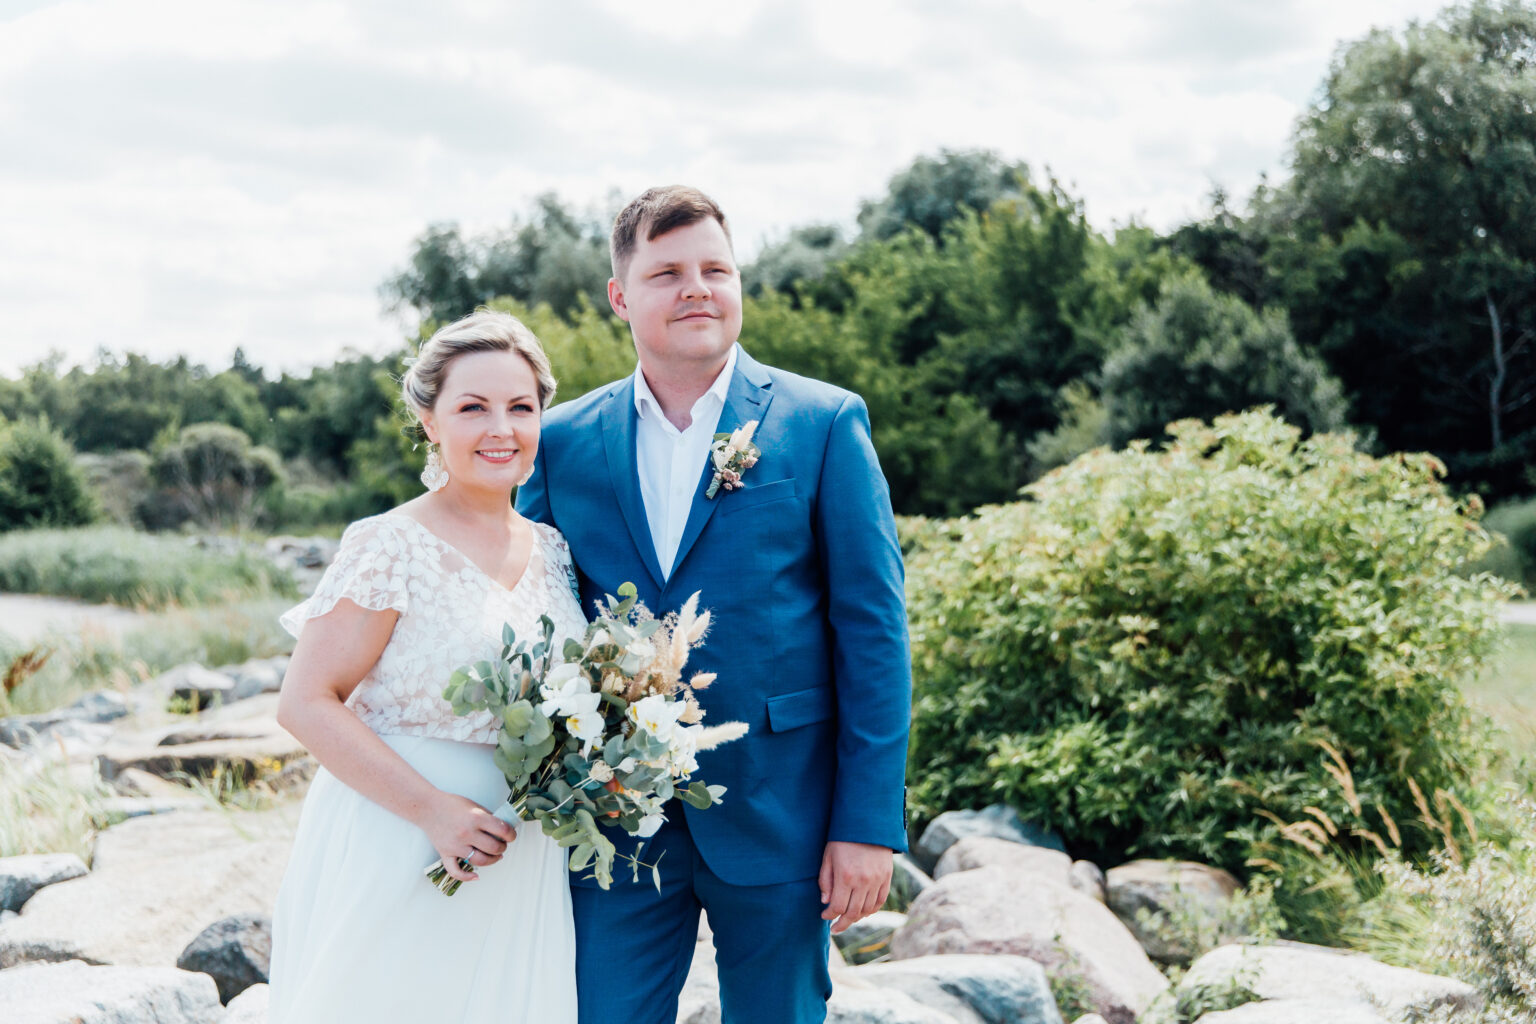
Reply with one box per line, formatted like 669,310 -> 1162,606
268,311 -> 582,1022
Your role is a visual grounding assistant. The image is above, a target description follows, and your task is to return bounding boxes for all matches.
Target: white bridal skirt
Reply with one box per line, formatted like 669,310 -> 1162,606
268,734 -> 577,1023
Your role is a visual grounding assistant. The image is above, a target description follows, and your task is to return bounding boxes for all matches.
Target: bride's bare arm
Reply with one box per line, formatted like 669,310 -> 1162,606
275,598 -> 516,883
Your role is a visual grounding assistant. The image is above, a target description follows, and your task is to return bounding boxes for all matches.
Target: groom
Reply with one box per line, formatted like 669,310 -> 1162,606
517,185 -> 911,1024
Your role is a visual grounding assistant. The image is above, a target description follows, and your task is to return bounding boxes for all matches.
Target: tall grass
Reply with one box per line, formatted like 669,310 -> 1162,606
0,597 -> 294,716
0,758 -> 119,860
0,526 -> 295,609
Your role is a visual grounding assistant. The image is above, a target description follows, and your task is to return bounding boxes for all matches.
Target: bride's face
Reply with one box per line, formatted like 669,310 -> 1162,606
420,349 -> 541,495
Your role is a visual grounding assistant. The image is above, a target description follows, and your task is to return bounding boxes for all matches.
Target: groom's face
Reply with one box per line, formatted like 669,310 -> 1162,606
608,217 -> 742,375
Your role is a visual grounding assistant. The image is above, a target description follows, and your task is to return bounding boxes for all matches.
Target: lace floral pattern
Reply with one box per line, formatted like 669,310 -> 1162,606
280,513 -> 587,745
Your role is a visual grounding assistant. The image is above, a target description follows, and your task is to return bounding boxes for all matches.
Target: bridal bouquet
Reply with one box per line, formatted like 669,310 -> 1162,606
426,583 -> 744,894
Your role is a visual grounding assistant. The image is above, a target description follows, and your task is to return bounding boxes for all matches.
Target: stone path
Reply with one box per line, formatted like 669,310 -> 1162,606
0,594 -> 146,644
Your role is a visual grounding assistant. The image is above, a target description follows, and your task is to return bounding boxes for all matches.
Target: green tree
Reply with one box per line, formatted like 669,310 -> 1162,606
383,194 -> 614,325
1100,275 -> 1350,446
857,148 -> 1030,241
1264,0 -> 1536,493
0,418 -> 98,531
743,224 -> 850,301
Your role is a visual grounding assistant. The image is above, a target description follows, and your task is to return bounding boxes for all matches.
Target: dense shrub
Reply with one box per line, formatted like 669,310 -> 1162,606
0,418 -> 98,531
1476,495 -> 1536,590
143,423 -> 283,530
0,526 -> 294,608
905,409 -> 1513,881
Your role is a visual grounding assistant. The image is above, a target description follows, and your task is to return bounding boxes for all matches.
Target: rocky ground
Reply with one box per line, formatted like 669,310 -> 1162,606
0,656 -> 1483,1023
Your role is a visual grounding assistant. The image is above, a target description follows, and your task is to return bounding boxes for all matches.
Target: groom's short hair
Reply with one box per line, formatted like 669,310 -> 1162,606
611,186 -> 733,281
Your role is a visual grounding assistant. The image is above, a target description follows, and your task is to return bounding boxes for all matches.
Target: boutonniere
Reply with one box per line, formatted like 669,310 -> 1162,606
706,420 -> 761,499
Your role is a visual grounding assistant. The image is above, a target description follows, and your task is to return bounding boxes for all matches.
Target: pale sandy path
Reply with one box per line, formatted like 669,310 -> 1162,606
1502,602 -> 1536,626
0,593 -> 146,645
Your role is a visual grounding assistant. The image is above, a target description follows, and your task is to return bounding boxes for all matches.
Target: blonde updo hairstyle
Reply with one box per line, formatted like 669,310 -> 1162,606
401,310 -> 557,428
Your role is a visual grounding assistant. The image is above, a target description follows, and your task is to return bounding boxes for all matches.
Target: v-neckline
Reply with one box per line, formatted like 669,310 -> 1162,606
383,512 -> 541,596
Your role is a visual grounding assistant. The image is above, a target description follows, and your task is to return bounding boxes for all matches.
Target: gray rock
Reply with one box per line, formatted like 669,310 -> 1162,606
853,954 -> 1063,1024
1178,943 -> 1479,1021
223,658 -> 286,703
934,836 -> 1072,884
69,690 -> 131,724
153,663 -> 237,710
97,716 -> 305,784
0,959 -> 222,1024
891,865 -> 1168,1024
224,981 -> 270,1024
1070,861 -> 1107,904
99,796 -> 207,820
833,910 -> 908,965
827,984 -> 960,1023
1106,859 -> 1242,963
889,853 -> 933,911
1192,999 -> 1390,1024
913,805 -> 1065,873
176,912 -> 271,1003
0,853 -> 88,912
0,807 -> 297,970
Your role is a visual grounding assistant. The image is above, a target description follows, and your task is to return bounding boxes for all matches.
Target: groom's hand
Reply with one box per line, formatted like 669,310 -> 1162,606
819,841 -> 893,934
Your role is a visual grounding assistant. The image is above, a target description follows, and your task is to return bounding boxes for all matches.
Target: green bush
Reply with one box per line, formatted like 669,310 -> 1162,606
906,409 -> 1513,887
0,526 -> 294,608
1476,496 -> 1536,590
0,418 -> 98,531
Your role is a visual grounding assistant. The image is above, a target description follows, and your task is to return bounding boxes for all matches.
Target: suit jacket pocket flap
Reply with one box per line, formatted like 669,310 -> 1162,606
719,478 -> 797,514
766,686 -> 835,732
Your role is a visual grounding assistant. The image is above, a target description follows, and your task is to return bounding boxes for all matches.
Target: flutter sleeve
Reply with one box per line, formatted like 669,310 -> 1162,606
279,516 -> 413,638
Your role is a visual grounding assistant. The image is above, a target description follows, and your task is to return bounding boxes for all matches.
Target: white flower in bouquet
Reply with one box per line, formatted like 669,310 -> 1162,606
628,693 -> 686,743
566,707 -> 605,752
636,813 -> 666,838
539,667 -> 595,717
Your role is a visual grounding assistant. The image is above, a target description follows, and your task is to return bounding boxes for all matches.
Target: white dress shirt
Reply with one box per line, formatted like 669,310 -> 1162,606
634,345 -> 739,580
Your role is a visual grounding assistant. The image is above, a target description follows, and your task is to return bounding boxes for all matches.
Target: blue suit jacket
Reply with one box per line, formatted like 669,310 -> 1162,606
517,348 -> 911,886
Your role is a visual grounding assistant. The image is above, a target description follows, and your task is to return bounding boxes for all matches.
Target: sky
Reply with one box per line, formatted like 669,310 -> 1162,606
0,0 -> 1453,378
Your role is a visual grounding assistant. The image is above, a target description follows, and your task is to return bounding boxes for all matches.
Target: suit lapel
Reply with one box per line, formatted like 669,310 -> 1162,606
668,351 -> 775,585
600,380 -> 666,589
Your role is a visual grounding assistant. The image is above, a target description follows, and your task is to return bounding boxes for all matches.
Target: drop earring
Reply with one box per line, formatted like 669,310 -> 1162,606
420,443 -> 449,492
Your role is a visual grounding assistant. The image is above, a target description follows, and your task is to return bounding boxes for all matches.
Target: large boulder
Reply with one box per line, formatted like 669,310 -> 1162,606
933,836 -> 1072,884
1178,943 -> 1479,1021
0,691 -> 128,749
96,713 -> 305,785
891,865 -> 1167,1024
0,853 -> 88,912
889,853 -> 933,911
1070,861 -> 1107,904
913,806 -> 1066,873
0,959 -> 222,1024
827,984 -> 960,1023
223,657 -> 287,703
176,911 -> 271,1003
0,807 -> 297,970
224,982 -> 270,1024
153,663 -> 238,710
852,954 -> 1063,1024
1192,999 -> 1390,1023
833,911 -> 907,965
1105,859 -> 1241,963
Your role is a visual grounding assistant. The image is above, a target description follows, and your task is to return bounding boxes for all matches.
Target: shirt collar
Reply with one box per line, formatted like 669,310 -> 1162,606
634,344 -> 739,422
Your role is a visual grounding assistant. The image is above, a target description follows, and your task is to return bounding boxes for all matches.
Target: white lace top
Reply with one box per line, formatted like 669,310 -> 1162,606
279,513 -> 588,745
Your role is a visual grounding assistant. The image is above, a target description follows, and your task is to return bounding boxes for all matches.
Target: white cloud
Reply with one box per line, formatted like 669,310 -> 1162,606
0,0 -> 1450,377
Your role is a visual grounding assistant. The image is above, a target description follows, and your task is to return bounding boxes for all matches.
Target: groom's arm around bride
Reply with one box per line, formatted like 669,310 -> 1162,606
518,184 -> 910,1024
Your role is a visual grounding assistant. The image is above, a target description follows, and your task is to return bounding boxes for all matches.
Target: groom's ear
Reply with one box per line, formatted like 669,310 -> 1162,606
607,277 -> 630,322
